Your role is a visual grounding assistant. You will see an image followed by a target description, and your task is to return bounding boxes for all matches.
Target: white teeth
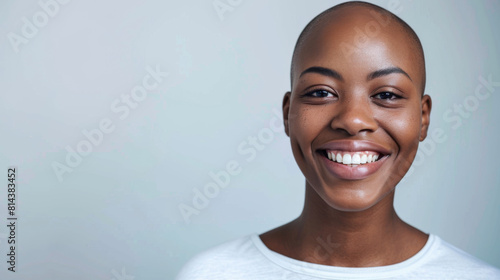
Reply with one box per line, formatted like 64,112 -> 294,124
336,153 -> 342,163
360,154 -> 367,164
352,153 -> 361,164
342,154 -> 352,165
326,151 -> 382,165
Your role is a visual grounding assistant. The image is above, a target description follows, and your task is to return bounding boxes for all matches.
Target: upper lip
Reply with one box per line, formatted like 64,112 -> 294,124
317,140 -> 391,155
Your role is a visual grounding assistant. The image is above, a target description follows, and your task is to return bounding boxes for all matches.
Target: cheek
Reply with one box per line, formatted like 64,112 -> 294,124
288,105 -> 329,169
393,118 -> 420,146
289,106 -> 327,143
379,107 -> 422,171
288,105 -> 318,135
380,104 -> 421,145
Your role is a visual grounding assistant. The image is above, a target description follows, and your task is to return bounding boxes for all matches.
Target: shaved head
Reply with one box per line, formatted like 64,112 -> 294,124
290,1 -> 426,94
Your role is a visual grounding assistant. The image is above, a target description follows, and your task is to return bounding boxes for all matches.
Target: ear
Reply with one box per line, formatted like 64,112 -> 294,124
282,91 -> 291,137
419,94 -> 432,141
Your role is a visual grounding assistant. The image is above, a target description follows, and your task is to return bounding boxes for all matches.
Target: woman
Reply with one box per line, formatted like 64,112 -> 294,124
176,2 -> 500,279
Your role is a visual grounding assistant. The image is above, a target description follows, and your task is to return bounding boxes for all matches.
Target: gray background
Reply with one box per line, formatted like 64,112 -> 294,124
0,0 -> 499,279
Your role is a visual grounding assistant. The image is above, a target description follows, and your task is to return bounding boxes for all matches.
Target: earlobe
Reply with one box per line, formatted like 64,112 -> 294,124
419,94 -> 432,141
282,91 -> 291,137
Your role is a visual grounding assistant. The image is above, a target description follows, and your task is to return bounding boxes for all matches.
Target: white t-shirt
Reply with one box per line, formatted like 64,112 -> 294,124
176,233 -> 500,280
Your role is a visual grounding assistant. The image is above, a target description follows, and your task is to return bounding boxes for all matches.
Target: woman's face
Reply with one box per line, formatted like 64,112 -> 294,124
284,9 -> 431,212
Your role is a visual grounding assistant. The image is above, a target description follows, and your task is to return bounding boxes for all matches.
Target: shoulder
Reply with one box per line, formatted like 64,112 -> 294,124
175,234 -> 263,280
424,235 -> 500,279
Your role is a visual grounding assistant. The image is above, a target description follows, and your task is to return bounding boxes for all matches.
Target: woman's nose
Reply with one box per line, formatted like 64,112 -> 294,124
329,97 -> 378,136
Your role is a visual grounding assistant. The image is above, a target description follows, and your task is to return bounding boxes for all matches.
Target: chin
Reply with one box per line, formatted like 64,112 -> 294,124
317,184 -> 393,212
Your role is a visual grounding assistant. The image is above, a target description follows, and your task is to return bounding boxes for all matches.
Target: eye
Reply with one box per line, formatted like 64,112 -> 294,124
304,89 -> 334,98
373,92 -> 401,100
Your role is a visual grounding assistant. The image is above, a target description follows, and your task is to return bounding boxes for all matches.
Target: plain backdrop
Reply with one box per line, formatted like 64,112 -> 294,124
0,0 -> 499,279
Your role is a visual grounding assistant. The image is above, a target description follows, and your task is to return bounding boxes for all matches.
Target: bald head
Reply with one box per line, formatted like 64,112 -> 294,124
290,1 -> 426,94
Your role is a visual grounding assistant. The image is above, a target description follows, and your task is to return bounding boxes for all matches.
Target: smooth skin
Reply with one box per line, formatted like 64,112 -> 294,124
260,5 -> 432,267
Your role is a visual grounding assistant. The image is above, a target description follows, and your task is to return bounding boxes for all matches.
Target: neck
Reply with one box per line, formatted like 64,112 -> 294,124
284,182 -> 424,267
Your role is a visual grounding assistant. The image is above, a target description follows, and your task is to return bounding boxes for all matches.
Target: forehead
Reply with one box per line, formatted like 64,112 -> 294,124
293,7 -> 422,89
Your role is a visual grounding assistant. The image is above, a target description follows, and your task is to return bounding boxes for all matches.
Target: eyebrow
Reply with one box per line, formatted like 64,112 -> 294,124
299,66 -> 344,81
299,66 -> 412,82
367,67 -> 412,81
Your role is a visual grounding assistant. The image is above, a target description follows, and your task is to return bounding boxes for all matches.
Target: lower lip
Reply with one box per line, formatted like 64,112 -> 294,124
319,152 -> 388,180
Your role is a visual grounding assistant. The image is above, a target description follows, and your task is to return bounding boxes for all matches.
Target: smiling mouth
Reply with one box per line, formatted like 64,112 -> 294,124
320,150 -> 385,166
